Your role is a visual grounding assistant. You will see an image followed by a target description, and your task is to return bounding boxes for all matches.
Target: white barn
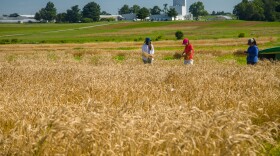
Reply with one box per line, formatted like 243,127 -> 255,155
170,0 -> 193,20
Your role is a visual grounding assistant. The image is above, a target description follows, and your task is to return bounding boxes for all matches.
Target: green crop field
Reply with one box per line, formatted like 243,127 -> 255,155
0,20 -> 280,45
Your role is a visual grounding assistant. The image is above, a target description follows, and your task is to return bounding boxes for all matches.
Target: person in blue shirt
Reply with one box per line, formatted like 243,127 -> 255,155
244,38 -> 258,65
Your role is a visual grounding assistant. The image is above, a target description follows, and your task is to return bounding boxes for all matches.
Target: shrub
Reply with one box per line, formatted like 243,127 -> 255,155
81,18 -> 93,23
0,39 -> 10,44
175,31 -> 184,40
100,18 -> 115,22
134,37 -> 143,42
11,39 -> 19,43
155,35 -> 163,41
238,33 -> 245,38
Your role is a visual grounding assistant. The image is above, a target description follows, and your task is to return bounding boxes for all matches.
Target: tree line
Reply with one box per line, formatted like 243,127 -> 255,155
4,1 -> 206,21
31,0 -> 280,23
33,1 -> 210,23
35,1 -> 106,23
118,4 -> 178,19
233,0 -> 280,21
33,1 -> 180,22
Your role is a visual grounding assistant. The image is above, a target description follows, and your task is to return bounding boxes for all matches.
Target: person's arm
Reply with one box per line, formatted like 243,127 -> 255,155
182,51 -> 186,56
149,44 -> 155,55
182,47 -> 186,56
244,47 -> 249,54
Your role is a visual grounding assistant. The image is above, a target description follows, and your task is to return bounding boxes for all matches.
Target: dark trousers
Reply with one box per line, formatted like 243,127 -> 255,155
143,58 -> 152,64
247,61 -> 257,65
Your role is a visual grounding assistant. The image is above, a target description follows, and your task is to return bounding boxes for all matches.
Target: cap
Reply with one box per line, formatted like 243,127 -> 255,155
182,38 -> 189,45
145,37 -> 151,44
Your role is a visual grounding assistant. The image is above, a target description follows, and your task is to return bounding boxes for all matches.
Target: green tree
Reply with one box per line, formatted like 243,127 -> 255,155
233,0 -> 249,20
101,11 -> 111,15
233,0 -> 274,21
44,2 -> 57,21
189,1 -> 208,18
167,8 -> 178,19
252,0 -> 265,20
119,4 -> 130,14
151,6 -> 162,15
163,4 -> 168,14
34,12 -> 41,21
66,5 -> 82,23
56,13 -> 67,23
35,1 -> 57,22
9,13 -> 20,17
276,0 -> 280,12
276,0 -> 280,19
82,2 -> 100,22
263,0 -> 277,21
130,5 -> 141,14
36,8 -> 46,21
137,7 -> 150,20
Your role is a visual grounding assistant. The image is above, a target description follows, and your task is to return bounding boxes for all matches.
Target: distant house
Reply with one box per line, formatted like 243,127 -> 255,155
100,15 -> 123,21
150,14 -> 171,21
208,15 -> 233,21
20,15 -> 35,18
121,14 -> 137,21
0,14 -> 38,23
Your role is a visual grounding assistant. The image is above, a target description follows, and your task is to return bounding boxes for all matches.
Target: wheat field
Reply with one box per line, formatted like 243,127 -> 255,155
0,39 -> 280,155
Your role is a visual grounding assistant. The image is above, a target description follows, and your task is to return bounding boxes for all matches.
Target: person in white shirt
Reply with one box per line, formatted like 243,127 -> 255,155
142,37 -> 154,64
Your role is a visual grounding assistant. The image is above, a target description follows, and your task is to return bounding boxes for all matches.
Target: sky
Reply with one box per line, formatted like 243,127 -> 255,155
0,0 -> 242,15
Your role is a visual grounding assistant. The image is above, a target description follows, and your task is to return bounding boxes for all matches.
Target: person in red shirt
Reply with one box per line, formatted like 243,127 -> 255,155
181,38 -> 194,65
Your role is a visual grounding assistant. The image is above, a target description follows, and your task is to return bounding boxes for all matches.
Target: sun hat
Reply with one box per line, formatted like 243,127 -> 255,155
182,38 -> 189,45
248,38 -> 255,45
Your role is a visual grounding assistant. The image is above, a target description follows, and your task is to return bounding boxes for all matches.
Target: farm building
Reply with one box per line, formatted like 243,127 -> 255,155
170,0 -> 188,20
100,15 -> 123,21
208,15 -> 233,21
150,14 -> 171,21
121,14 -> 137,21
0,15 -> 38,23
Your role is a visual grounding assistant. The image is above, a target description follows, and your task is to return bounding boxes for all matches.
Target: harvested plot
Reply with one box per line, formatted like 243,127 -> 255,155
0,40 -> 279,155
